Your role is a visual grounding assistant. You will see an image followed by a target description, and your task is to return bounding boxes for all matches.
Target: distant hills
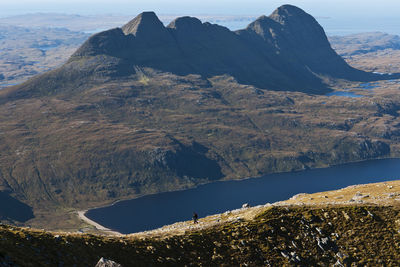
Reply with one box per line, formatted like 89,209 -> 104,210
1,5 -> 400,230
330,32 -> 400,56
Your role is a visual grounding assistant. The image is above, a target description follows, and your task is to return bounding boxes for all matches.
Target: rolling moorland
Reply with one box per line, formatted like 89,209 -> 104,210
329,32 -> 400,74
0,25 -> 89,89
1,4 -> 400,234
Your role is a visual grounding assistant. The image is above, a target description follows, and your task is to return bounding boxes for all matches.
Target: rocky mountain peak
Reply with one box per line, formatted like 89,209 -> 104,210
269,4 -> 311,25
245,4 -> 324,45
121,11 -> 165,36
267,4 -> 328,47
167,16 -> 203,32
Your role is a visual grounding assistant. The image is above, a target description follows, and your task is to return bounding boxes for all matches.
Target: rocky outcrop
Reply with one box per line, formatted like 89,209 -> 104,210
148,141 -> 223,180
95,257 -> 122,267
329,139 -> 390,162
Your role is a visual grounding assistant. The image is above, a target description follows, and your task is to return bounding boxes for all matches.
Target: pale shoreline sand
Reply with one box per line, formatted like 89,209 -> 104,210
77,210 -> 122,235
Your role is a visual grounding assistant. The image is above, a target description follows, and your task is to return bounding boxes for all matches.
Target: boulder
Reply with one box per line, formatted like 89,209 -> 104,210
95,257 -> 122,267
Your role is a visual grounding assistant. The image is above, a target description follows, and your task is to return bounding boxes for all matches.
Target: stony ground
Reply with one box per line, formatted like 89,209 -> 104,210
284,179 -> 400,206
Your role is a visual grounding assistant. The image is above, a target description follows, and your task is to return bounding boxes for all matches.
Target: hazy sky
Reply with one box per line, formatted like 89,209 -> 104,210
1,0 -> 399,35
1,0 -> 400,18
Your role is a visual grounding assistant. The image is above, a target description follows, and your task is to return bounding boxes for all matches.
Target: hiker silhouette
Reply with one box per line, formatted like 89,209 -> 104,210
193,212 -> 198,224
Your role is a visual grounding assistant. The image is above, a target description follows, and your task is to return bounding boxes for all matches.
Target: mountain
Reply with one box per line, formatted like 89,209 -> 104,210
0,5 -> 399,230
2,5 -> 392,102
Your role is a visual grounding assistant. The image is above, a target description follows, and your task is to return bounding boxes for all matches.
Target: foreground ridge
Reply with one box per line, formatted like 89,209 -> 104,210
4,207 -> 400,266
2,180 -> 400,266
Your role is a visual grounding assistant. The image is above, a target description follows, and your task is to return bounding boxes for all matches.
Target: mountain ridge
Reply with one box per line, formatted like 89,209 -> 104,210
2,4 -> 395,102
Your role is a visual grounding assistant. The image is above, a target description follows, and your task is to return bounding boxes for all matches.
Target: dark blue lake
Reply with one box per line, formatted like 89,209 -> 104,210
86,158 -> 400,234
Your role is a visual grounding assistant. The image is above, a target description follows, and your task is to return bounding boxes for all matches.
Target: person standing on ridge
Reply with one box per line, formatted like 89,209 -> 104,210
193,212 -> 198,224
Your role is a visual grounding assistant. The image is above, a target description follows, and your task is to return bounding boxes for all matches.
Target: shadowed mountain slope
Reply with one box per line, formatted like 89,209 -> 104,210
237,6 -> 374,86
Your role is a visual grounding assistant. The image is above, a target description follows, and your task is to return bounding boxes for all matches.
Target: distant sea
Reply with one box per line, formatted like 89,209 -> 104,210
317,16 -> 400,36
202,16 -> 400,36
0,12 -> 398,37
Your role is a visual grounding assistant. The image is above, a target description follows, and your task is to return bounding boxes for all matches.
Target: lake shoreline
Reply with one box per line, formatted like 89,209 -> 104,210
78,178 -> 400,238
77,210 -> 122,235
82,157 -> 400,234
